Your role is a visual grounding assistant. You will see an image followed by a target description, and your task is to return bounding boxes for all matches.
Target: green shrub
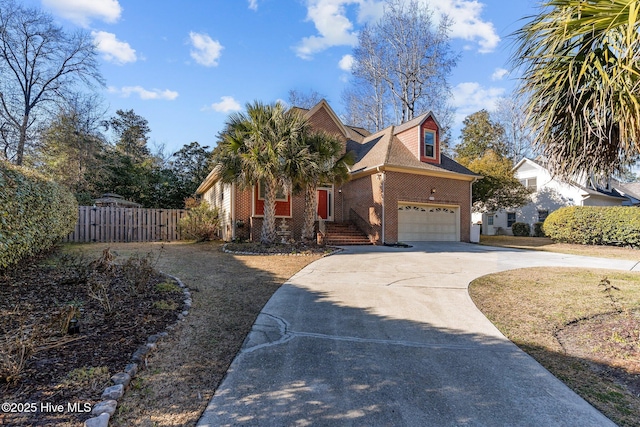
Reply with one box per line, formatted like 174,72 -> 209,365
178,201 -> 220,242
543,206 -> 640,247
511,222 -> 531,237
0,161 -> 78,269
533,222 -> 545,237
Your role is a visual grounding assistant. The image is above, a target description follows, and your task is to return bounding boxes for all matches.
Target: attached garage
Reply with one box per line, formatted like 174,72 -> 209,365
397,203 -> 460,242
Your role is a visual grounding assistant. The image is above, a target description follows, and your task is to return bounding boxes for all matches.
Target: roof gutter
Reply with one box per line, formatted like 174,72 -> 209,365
351,164 -> 478,182
195,166 -> 221,195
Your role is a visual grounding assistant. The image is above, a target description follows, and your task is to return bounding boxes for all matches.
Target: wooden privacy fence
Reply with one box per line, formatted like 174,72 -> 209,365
64,206 -> 188,243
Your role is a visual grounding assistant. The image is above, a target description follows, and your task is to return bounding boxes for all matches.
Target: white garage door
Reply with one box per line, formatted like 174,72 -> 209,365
398,204 -> 459,242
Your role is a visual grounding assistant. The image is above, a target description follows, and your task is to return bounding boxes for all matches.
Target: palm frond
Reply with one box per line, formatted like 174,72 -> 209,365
513,0 -> 640,177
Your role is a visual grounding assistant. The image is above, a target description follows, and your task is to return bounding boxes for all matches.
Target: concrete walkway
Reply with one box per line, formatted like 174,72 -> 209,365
197,243 -> 640,426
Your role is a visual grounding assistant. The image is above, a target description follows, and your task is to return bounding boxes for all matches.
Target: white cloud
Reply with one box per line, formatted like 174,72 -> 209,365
338,54 -> 354,71
92,31 -> 136,65
422,0 -> 500,53
295,0 -> 360,59
189,32 -> 224,67
43,0 -> 122,27
491,68 -> 509,81
248,0 -> 259,10
108,86 -> 179,101
206,96 -> 242,113
451,82 -> 505,124
296,0 -> 500,59
356,0 -> 384,23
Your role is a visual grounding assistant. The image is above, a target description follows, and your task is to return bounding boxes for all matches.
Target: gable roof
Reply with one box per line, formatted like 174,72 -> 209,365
393,111 -> 440,135
196,164 -> 221,195
614,181 -> 640,200
515,157 -> 627,202
347,126 -> 478,180
346,125 -> 370,140
304,99 -> 351,140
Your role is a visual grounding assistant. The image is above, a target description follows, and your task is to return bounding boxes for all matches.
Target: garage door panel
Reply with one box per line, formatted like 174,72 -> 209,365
398,203 -> 459,242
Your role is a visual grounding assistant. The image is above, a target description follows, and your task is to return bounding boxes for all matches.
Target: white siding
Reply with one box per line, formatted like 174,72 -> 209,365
203,181 -> 233,240
480,159 -> 625,235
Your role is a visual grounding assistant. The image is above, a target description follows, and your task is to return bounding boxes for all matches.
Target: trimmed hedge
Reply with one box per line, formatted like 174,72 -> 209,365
533,222 -> 545,237
543,206 -> 640,247
0,161 -> 78,269
511,222 -> 531,237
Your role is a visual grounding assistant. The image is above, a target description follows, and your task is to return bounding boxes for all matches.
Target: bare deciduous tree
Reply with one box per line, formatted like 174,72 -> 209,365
343,0 -> 457,131
288,89 -> 327,109
494,95 -> 537,162
0,0 -> 103,165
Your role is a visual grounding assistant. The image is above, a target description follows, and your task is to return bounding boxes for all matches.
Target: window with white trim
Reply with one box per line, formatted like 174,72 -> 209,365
258,180 -> 287,201
507,212 -> 516,227
519,177 -> 537,191
424,129 -> 436,158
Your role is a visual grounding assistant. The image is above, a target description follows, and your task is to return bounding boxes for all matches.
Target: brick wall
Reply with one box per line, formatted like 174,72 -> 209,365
240,188 -> 309,242
383,171 -> 471,242
307,105 -> 347,154
341,173 -> 383,242
235,188 -> 252,240
335,185 -> 345,222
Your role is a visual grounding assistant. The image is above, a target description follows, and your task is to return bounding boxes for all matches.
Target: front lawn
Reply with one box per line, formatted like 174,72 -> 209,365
480,235 -> 640,261
470,268 -> 640,426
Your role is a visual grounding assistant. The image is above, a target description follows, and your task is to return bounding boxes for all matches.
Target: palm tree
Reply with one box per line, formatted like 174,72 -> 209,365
215,101 -> 308,244
298,131 -> 355,242
513,0 -> 640,178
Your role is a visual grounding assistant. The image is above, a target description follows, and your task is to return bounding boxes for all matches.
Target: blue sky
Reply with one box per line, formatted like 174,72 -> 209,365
27,0 -> 539,155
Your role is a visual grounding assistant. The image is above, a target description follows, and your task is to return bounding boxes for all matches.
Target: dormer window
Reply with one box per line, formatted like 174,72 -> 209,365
424,129 -> 436,158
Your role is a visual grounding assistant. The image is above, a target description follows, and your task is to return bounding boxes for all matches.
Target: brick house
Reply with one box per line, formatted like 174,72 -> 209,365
196,100 -> 478,244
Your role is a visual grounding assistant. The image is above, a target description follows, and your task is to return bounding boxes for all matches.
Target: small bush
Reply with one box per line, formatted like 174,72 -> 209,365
154,300 -> 178,310
178,201 -> 220,242
544,206 -> 640,247
155,280 -> 181,293
62,366 -> 110,393
533,222 -> 545,237
0,161 -> 78,269
511,222 -> 531,237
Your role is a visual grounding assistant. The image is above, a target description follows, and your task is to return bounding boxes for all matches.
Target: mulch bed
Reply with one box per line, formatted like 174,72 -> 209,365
224,241 -> 336,255
0,247 -> 185,426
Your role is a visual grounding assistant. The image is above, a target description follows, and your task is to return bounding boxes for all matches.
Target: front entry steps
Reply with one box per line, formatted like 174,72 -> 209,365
324,222 -> 373,246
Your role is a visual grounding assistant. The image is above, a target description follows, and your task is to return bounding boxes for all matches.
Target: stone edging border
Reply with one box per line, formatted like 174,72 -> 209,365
83,273 -> 191,427
221,243 -> 343,257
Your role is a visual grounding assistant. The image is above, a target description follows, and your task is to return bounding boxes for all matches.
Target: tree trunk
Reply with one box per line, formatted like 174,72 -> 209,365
261,180 -> 278,244
301,185 -> 318,241
16,114 -> 28,166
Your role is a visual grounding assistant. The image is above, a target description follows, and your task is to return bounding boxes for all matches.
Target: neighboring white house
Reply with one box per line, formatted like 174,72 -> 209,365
474,158 -> 629,235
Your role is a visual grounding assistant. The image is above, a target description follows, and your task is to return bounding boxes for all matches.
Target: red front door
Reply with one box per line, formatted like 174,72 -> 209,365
317,189 -> 328,220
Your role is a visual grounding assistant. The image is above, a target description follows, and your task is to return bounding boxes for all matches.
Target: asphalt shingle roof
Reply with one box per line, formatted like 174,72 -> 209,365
346,125 -> 478,178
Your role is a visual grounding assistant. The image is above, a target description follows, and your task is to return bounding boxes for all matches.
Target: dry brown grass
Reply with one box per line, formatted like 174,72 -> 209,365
469,268 -> 640,426
67,241 -> 320,427
480,235 -> 640,261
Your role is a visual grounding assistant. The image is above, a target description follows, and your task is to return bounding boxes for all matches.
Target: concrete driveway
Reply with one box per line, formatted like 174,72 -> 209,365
197,243 -> 640,426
